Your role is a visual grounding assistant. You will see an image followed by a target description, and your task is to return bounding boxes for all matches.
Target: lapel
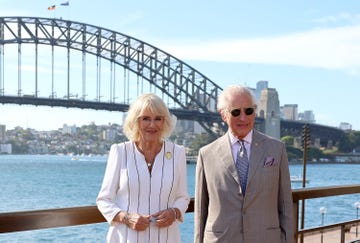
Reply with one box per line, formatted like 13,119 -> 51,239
215,134 -> 241,185
246,131 -> 266,187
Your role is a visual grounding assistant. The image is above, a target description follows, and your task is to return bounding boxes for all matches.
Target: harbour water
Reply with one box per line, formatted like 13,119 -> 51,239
1,155 -> 360,242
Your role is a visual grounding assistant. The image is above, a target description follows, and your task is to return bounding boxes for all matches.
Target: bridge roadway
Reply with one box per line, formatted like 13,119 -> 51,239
0,95 -> 222,123
0,95 -> 344,147
280,119 -> 344,148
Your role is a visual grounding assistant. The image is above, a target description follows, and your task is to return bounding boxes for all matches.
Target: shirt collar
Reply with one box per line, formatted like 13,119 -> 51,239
228,130 -> 253,146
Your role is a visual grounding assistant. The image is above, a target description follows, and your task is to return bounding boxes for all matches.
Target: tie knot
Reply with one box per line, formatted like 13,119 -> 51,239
238,140 -> 247,156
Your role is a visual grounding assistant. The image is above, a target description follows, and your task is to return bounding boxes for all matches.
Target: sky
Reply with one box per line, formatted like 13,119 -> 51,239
1,0 -> 360,131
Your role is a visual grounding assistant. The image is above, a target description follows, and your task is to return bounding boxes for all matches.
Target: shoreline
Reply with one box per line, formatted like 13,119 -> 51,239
289,161 -> 360,165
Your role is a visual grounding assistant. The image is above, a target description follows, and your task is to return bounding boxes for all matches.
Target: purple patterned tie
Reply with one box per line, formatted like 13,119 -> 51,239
236,140 -> 249,194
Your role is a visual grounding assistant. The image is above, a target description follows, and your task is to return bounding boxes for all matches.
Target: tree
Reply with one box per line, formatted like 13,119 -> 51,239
281,136 -> 294,146
285,146 -> 302,161
307,147 -> 327,161
337,131 -> 360,153
187,133 -> 218,155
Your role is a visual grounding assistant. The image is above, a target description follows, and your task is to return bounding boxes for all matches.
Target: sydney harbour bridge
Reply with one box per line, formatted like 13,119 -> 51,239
0,17 -> 343,145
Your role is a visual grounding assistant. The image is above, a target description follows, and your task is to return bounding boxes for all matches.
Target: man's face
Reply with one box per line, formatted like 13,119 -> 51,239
221,92 -> 256,139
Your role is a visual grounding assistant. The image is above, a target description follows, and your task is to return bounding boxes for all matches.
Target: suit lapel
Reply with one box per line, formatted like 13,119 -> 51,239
247,131 -> 266,187
216,134 -> 241,185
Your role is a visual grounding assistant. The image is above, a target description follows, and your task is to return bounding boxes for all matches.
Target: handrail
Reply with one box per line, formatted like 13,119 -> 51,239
292,184 -> 360,243
292,184 -> 360,200
0,200 -> 193,233
0,206 -> 106,233
0,184 -> 360,243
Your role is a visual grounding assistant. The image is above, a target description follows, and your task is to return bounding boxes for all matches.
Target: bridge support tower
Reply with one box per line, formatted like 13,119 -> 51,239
257,88 -> 280,139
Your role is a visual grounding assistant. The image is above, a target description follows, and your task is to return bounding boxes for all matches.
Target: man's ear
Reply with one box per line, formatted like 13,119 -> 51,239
220,110 -> 227,122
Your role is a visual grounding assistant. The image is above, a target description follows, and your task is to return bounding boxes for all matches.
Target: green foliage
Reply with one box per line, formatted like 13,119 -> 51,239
19,129 -> 35,140
337,131 -> 360,153
307,147 -> 328,160
187,133 -> 218,155
285,145 -> 302,161
7,139 -> 29,154
281,136 -> 294,146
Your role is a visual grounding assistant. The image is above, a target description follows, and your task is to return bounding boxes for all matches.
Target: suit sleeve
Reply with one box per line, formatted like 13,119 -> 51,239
278,143 -> 295,243
194,149 -> 209,243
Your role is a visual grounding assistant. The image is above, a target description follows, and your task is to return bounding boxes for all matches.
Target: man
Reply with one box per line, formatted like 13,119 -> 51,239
194,85 -> 294,243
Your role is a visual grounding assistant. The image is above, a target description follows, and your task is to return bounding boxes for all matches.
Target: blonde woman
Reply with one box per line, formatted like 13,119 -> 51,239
97,93 -> 190,243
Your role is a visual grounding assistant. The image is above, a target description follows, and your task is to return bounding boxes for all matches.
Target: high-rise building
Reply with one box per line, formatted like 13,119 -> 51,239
102,129 -> 117,141
256,80 -> 269,90
299,110 -> 315,123
62,124 -> 77,135
281,104 -> 298,120
253,80 -> 269,102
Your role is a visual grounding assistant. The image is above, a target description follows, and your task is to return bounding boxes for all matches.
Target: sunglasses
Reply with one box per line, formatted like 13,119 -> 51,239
229,107 -> 255,117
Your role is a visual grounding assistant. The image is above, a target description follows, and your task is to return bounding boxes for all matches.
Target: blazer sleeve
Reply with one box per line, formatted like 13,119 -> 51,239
194,148 -> 209,243
278,143 -> 295,243
96,143 -> 123,224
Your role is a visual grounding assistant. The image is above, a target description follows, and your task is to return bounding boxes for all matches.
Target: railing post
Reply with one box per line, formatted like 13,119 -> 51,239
340,225 -> 345,243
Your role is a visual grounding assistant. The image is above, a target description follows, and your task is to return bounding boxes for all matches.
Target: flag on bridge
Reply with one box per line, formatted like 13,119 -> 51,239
60,1 -> 69,6
48,5 -> 56,11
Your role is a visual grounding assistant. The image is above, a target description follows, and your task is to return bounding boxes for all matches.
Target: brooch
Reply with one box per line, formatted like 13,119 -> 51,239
166,152 -> 172,159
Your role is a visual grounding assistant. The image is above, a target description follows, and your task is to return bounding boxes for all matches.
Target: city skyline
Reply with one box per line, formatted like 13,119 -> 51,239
1,1 -> 360,131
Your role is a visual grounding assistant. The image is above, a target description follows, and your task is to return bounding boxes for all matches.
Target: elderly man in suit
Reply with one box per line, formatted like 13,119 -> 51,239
194,85 -> 294,243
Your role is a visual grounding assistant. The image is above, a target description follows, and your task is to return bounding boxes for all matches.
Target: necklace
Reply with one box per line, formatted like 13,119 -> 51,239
135,141 -> 163,170
132,142 -> 172,174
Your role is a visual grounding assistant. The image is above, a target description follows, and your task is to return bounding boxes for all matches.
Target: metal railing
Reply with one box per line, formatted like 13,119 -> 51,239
293,184 -> 360,243
1,184 -> 360,243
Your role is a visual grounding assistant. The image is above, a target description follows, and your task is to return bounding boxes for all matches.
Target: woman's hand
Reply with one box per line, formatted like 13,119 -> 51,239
151,208 -> 177,228
126,213 -> 151,231
116,212 -> 150,231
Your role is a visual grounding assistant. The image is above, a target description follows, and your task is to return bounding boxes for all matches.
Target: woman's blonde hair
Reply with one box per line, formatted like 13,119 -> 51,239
123,93 -> 176,141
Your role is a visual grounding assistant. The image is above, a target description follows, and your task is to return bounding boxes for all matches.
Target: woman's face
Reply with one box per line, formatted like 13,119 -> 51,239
137,108 -> 164,143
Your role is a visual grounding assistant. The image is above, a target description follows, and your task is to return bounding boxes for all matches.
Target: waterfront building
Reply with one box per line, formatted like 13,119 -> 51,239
0,124 -> 6,142
102,129 -> 117,141
62,124 -> 77,135
0,143 -> 12,154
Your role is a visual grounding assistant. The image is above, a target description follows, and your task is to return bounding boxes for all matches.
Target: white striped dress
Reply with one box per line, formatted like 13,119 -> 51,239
97,141 -> 190,243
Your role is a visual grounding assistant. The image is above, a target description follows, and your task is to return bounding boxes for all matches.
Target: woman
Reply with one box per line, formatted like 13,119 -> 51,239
97,93 -> 190,243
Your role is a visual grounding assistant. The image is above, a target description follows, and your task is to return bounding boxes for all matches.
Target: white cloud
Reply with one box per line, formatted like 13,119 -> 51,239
312,12 -> 360,24
160,24 -> 360,73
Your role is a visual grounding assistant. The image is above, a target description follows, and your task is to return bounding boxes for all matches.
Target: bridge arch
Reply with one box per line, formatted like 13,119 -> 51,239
0,16 -> 224,134
0,17 -> 343,145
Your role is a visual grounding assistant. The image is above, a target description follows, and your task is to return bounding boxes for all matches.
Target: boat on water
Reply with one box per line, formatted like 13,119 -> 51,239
291,175 -> 310,183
